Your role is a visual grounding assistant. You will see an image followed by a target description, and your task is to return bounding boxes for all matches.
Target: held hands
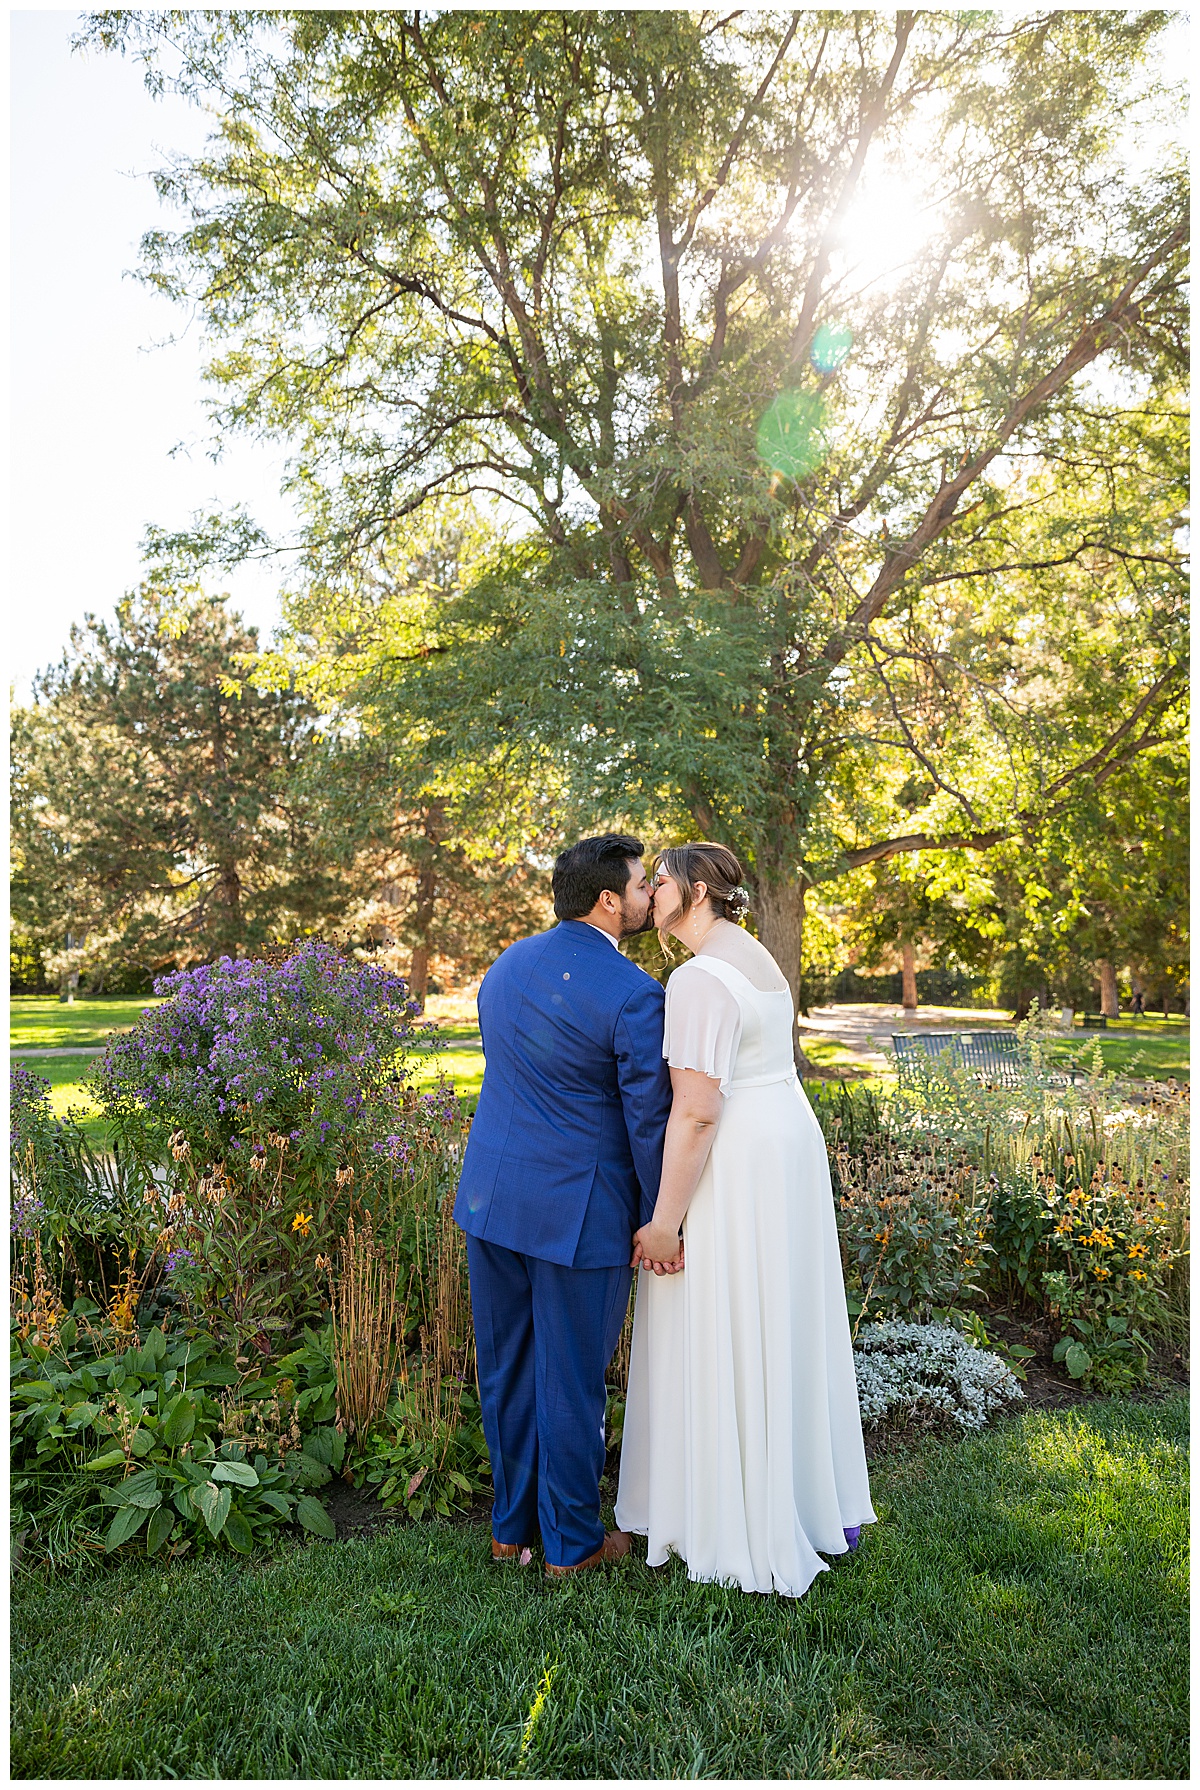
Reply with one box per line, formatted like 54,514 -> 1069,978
630,1218 -> 685,1275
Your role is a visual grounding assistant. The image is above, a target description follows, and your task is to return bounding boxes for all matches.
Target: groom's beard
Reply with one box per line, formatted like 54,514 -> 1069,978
619,900 -> 656,939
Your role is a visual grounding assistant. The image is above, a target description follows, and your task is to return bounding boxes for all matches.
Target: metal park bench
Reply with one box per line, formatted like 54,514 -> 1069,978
891,1030 -> 1024,1086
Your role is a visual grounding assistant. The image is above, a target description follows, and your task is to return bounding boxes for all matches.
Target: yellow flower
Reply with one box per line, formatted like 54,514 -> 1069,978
1128,1242 -> 1147,1259
292,1211 -> 313,1236
108,1294 -> 137,1333
1092,1264 -> 1111,1279
1129,1269 -> 1147,1281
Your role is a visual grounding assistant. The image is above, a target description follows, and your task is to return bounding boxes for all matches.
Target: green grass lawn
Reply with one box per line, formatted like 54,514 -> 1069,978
10,1396 -> 1187,1779
1097,1015 -> 1191,1037
13,1044 -> 485,1143
416,1037 -> 485,1106
10,996 -> 164,1051
13,1055 -> 109,1145
798,1035 -> 873,1079
1042,1030 -> 1190,1082
12,1001 -> 1185,1142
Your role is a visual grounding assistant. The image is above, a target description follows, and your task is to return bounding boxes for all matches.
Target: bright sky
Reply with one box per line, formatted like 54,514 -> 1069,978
9,9 -> 294,700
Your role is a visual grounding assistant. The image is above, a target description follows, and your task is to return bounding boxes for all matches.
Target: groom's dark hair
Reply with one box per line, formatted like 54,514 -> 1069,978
552,834 -> 645,920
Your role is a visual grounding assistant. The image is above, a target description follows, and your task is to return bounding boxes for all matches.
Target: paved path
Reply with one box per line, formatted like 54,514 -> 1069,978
11,1045 -> 107,1059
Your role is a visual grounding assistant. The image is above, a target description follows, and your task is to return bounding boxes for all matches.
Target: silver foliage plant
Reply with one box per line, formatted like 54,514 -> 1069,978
853,1321 -> 1024,1433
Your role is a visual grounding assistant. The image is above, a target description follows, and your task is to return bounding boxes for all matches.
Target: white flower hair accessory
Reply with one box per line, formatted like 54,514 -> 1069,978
726,884 -> 751,920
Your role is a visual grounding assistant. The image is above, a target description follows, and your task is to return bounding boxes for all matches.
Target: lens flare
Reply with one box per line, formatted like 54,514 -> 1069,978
755,390 -> 827,483
810,323 -> 853,373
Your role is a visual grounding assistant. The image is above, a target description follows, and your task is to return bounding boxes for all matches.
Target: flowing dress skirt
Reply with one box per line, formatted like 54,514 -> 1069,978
615,1076 -> 875,1597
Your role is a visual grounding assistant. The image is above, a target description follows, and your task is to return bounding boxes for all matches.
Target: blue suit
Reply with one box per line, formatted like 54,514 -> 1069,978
454,920 -> 672,1564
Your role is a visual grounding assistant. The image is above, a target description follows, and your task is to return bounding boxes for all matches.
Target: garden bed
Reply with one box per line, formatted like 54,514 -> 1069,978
11,946 -> 1190,1590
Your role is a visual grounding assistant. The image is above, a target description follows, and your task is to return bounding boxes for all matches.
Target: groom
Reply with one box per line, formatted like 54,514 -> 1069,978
454,835 -> 673,1576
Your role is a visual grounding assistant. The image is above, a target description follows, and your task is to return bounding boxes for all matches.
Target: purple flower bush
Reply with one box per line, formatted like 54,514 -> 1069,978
93,942 -> 467,1352
97,942 -> 431,1165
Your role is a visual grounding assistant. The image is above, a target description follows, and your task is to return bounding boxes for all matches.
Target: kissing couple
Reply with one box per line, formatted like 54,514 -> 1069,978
454,834 -> 874,1596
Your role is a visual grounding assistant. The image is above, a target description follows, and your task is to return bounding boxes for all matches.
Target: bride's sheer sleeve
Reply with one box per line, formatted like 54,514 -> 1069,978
663,965 -> 742,1095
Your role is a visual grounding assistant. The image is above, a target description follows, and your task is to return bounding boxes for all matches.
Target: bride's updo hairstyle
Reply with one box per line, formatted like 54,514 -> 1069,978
655,843 -> 751,926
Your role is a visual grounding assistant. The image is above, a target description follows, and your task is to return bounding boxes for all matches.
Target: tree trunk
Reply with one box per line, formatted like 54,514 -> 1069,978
216,859 -> 243,959
408,940 -> 432,1008
408,859 -> 436,1005
59,930 -> 79,1004
753,874 -> 814,1075
407,800 -> 447,1009
901,939 -> 918,1014
1098,958 -> 1119,1019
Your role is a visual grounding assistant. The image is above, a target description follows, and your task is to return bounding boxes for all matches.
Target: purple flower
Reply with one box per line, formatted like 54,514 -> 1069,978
96,940 -> 458,1181
10,1192 -> 46,1239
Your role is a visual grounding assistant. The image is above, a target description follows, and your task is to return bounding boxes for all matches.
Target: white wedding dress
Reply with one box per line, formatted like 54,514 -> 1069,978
614,947 -> 875,1597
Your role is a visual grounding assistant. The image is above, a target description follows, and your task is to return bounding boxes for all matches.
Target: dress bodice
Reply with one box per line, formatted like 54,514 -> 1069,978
663,955 -> 796,1092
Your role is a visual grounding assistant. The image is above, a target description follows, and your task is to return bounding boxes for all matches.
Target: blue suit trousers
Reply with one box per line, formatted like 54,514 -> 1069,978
466,1236 -> 631,1567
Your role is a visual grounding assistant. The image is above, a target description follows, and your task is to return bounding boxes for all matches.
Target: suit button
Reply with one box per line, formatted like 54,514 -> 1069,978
562,972 -> 571,980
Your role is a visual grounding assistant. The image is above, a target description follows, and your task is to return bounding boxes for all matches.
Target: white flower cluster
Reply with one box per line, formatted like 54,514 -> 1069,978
1101,1106 -> 1159,1132
853,1320 -> 1024,1432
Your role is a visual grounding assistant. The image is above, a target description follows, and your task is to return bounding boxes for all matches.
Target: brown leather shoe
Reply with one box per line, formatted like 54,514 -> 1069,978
491,1538 -> 536,1565
544,1529 -> 631,1578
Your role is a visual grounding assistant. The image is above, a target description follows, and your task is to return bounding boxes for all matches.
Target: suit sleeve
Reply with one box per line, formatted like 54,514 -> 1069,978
613,976 -> 673,1226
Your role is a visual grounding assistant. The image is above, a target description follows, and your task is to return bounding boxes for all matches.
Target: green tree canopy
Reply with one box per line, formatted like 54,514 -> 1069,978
88,9 -> 1188,1022
12,588 -> 349,988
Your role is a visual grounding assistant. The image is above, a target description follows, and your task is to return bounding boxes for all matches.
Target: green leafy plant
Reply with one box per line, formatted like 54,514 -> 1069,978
1038,1165 -> 1182,1388
356,1375 -> 490,1521
10,1321 -> 340,1566
90,944 -> 464,1355
10,1067 -> 160,1315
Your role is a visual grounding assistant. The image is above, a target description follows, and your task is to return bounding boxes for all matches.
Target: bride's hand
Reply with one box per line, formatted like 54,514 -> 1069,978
634,1219 -> 684,1273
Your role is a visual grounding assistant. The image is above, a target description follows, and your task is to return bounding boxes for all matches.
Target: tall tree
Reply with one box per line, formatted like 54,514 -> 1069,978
12,587 -> 349,988
819,729 -> 1189,1019
993,740 -> 1190,1017
89,10 -> 1188,1035
264,516 -> 560,1000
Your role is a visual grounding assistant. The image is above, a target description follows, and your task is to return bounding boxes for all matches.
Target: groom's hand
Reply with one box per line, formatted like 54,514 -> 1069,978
633,1219 -> 684,1274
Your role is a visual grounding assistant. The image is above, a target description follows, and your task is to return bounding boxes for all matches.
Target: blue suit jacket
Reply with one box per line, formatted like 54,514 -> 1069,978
453,921 -> 672,1268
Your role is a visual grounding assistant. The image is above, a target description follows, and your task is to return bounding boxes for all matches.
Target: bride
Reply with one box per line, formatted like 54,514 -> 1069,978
615,842 -> 875,1597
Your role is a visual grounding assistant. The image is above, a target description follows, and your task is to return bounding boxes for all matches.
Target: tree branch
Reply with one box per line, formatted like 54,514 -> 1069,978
827,665 -> 1183,876
822,221 -> 1188,668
